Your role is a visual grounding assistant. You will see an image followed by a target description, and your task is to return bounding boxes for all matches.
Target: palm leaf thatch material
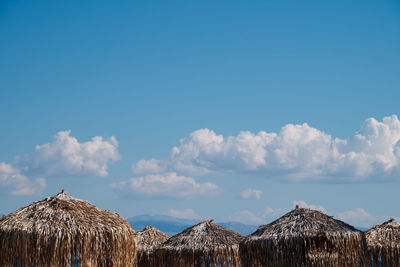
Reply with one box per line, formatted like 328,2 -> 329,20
153,220 -> 243,267
0,190 -> 136,267
134,225 -> 168,267
240,207 -> 364,267
365,218 -> 400,267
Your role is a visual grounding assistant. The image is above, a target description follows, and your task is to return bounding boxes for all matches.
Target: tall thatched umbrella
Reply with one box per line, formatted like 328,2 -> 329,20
240,206 -> 365,267
365,218 -> 400,267
134,225 -> 169,267
153,220 -> 243,267
0,190 -> 136,267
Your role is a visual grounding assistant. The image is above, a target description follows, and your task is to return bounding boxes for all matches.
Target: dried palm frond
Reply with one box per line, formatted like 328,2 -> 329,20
134,225 -> 168,267
0,190 -> 136,267
365,218 -> 400,267
240,207 -> 364,267
153,220 -> 243,267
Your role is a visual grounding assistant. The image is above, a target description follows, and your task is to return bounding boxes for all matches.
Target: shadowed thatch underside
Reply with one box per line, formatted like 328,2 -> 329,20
0,190 -> 136,267
153,220 -> 243,267
134,225 -> 168,267
240,207 -> 364,267
365,218 -> 400,267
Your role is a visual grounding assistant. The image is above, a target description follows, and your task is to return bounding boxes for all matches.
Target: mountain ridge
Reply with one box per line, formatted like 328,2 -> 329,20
127,214 -> 258,236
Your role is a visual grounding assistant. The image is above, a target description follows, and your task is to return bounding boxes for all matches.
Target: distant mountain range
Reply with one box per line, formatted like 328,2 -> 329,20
127,214 -> 258,236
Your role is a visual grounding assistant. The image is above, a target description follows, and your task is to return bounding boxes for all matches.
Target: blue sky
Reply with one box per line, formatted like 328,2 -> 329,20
1,0 -> 400,227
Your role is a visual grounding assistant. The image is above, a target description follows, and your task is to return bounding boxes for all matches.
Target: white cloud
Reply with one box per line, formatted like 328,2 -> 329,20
334,208 -> 389,228
337,208 -> 372,223
229,210 -> 264,225
292,200 -> 326,212
241,188 -> 263,199
0,162 -> 46,195
110,172 -> 218,199
133,115 -> 400,182
163,208 -> 202,220
263,207 -> 288,219
133,158 -> 165,174
18,130 -> 120,177
229,207 -> 289,225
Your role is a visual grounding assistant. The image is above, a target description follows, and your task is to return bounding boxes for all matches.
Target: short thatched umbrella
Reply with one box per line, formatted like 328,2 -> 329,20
240,206 -> 365,267
134,225 -> 169,267
365,218 -> 400,267
153,220 -> 243,267
0,190 -> 136,267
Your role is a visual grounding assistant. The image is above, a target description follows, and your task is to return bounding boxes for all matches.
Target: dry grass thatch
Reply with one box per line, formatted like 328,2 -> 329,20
134,225 -> 168,267
0,189 -> 136,267
152,220 -> 243,267
365,218 -> 400,266
240,207 -> 365,267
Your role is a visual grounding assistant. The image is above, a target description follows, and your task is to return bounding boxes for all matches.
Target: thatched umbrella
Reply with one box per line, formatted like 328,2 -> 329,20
152,220 -> 243,267
134,225 -> 168,267
240,206 -> 365,267
365,218 -> 400,266
0,189 -> 136,267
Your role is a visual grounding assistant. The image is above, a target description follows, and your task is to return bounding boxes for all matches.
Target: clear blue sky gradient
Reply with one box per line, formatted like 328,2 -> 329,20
1,0 -> 399,226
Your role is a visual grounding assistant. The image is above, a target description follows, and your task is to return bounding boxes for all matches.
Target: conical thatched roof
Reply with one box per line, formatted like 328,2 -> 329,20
0,190 -> 136,267
365,218 -> 400,267
153,220 -> 243,267
134,225 -> 169,267
240,207 -> 364,267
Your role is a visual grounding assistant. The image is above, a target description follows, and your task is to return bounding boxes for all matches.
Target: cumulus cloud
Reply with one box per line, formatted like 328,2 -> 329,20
241,188 -> 263,199
334,208 -> 387,228
163,208 -> 202,220
133,158 -> 165,174
110,172 -> 218,199
17,130 -> 120,177
0,162 -> 46,195
133,115 -> 400,182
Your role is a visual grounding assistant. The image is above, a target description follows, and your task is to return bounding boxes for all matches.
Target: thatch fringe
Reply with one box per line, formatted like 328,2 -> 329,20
134,225 -> 168,267
365,218 -> 400,267
240,207 -> 365,267
0,190 -> 136,267
152,220 -> 243,267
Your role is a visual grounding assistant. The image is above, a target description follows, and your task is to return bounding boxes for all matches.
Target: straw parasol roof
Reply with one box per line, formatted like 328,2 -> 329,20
0,189 -> 136,267
152,220 -> 243,267
134,225 -> 169,267
365,218 -> 400,267
240,206 -> 365,267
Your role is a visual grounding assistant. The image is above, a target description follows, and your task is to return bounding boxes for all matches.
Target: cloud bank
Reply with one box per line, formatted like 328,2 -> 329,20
163,208 -> 202,220
111,172 -> 218,199
241,188 -> 263,199
18,130 -> 120,177
1,130 -> 120,195
133,115 -> 400,182
0,162 -> 45,195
